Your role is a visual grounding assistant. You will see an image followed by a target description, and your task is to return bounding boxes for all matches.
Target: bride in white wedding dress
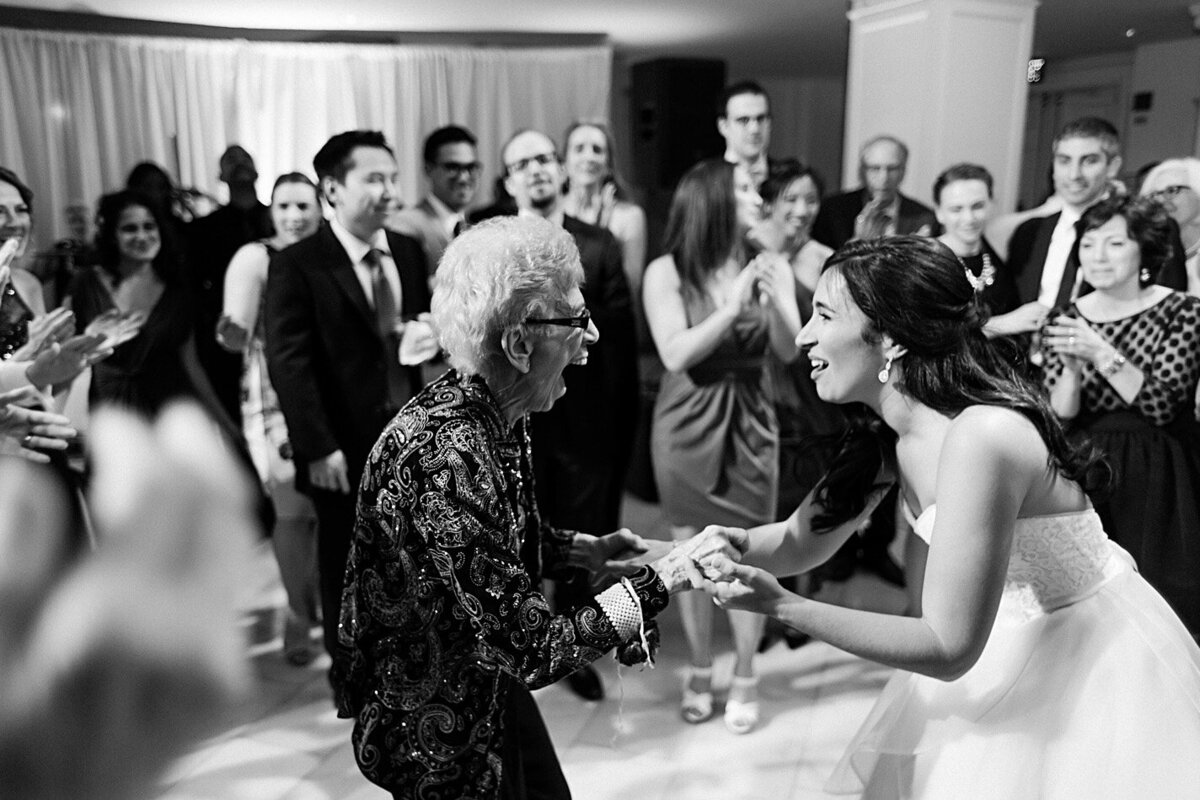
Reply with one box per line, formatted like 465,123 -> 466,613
690,236 -> 1200,799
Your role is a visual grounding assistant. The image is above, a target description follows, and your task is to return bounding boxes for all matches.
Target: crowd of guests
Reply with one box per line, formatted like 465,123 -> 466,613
2,76 -> 1200,799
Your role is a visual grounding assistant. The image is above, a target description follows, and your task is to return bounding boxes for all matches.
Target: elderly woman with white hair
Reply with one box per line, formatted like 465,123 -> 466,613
1140,157 -> 1200,295
333,215 -> 708,800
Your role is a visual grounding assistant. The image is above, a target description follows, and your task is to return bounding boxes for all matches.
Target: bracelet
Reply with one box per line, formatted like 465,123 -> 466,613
621,577 -> 655,668
596,578 -> 643,641
1097,352 -> 1127,378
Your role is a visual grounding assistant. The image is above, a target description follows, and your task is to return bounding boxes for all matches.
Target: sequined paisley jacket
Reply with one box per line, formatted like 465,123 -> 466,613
335,371 -> 669,798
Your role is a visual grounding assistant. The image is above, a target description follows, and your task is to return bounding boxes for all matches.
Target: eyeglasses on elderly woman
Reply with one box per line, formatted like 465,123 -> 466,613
525,309 -> 590,329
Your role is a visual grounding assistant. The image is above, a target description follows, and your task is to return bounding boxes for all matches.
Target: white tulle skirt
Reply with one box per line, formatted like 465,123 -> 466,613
828,547 -> 1200,799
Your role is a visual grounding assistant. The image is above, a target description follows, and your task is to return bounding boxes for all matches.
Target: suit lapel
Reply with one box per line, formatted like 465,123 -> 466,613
1017,213 -> 1058,304
322,227 -> 377,333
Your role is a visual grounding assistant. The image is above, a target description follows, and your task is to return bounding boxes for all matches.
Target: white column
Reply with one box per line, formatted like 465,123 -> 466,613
843,0 -> 1038,213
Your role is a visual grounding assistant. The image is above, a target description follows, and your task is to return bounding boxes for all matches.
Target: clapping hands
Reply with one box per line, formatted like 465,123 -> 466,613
0,385 -> 76,462
11,307 -> 76,361
1041,314 -> 1109,371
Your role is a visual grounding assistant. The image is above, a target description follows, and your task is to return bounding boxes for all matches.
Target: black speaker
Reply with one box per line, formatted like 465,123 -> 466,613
630,58 -> 727,191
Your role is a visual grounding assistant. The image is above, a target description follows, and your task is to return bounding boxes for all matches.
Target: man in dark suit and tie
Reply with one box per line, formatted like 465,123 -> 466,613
502,128 -> 639,702
266,130 -> 432,667
1008,117 -> 1187,317
387,124 -> 480,286
811,134 -> 938,249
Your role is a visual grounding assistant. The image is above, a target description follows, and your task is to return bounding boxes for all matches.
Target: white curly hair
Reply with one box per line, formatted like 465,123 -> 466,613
431,215 -> 585,377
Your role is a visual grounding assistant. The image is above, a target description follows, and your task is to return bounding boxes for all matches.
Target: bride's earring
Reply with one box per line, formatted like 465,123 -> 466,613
877,354 -> 894,384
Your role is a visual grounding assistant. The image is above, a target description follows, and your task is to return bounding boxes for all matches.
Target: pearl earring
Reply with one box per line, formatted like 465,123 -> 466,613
1140,267 -> 1151,284
877,354 -> 894,384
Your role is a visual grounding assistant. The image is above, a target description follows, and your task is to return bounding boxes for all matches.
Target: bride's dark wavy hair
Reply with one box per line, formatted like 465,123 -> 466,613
811,236 -> 1110,531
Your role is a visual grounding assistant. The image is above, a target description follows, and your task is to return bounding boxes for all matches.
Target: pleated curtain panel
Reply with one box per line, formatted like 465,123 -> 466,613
0,27 -> 612,247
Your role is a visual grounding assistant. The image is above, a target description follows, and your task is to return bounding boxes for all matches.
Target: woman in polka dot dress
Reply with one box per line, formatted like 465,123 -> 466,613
1042,195 -> 1200,635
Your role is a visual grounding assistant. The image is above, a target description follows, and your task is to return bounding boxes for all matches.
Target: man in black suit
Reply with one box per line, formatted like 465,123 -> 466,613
502,128 -> 640,701
188,145 -> 273,422
1008,117 -> 1187,315
811,135 -> 937,249
266,130 -> 432,667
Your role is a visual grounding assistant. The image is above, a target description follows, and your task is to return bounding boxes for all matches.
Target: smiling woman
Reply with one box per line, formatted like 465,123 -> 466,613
682,235 -> 1200,799
1041,194 -> 1200,635
334,215 -> 707,800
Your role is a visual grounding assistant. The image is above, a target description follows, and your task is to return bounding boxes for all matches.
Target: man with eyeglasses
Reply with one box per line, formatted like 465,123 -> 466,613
811,134 -> 937,250
501,128 -> 640,703
388,125 -> 481,286
717,80 -> 775,190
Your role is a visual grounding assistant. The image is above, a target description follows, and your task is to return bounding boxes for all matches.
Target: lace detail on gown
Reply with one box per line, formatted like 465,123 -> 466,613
912,507 -> 1116,620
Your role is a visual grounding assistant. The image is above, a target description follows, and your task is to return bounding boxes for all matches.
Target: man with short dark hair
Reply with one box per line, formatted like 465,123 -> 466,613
1008,116 -> 1187,309
812,134 -> 937,250
387,124 -> 480,284
266,130 -> 433,670
501,128 -> 639,704
717,80 -> 773,189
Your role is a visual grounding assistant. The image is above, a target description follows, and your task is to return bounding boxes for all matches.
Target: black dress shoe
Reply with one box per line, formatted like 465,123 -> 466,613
565,666 -> 604,701
860,550 -> 906,587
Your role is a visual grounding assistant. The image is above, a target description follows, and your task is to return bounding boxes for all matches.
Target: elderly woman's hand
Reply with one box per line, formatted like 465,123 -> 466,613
0,386 -> 76,462
569,528 -> 650,585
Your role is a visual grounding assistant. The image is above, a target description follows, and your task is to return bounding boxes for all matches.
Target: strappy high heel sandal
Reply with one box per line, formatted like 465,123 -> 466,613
680,665 -> 714,724
724,674 -> 760,735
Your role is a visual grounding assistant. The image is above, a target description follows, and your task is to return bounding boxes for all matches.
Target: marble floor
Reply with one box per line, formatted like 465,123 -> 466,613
153,494 -> 908,800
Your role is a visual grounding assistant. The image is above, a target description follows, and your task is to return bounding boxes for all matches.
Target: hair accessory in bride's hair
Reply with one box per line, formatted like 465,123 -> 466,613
963,252 -> 996,293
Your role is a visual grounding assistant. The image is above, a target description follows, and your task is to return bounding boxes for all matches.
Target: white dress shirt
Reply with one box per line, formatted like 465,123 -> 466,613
1038,207 -> 1082,308
426,193 -> 465,242
330,219 -> 402,322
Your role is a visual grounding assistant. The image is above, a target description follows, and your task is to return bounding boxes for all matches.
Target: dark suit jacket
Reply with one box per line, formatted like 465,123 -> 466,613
187,202 -> 273,420
529,215 -> 639,532
1007,211 -> 1188,307
265,223 -> 430,488
811,188 -> 939,250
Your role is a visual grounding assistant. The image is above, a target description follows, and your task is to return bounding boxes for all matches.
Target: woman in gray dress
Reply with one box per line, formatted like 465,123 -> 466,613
643,159 -> 801,733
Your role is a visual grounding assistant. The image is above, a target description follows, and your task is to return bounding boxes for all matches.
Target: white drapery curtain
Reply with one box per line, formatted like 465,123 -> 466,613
0,27 -> 612,247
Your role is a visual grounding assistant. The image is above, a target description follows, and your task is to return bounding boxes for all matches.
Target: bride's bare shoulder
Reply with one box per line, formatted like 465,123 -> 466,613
947,406 -> 1047,462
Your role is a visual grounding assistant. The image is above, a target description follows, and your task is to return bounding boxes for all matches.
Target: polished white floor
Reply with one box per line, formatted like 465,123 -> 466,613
154,495 -> 907,800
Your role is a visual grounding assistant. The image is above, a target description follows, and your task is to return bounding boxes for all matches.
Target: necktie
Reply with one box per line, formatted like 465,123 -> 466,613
364,248 -> 408,409
452,218 -> 465,238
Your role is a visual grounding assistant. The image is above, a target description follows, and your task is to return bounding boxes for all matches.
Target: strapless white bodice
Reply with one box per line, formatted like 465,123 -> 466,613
912,507 -> 1123,620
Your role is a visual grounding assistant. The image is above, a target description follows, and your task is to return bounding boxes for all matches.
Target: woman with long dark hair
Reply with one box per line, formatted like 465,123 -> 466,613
643,159 -> 801,733
68,190 -> 207,413
690,236 -> 1200,797
68,190 -> 271,533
